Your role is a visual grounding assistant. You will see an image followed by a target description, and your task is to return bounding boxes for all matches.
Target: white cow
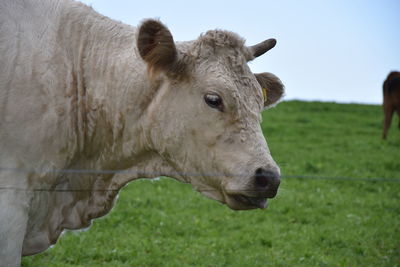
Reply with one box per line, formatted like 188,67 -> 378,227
0,0 -> 284,265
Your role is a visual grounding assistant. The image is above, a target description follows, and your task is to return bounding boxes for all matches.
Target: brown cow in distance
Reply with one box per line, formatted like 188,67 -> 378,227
382,71 -> 400,139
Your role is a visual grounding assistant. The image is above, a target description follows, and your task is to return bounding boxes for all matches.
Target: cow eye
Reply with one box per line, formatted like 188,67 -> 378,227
204,93 -> 223,111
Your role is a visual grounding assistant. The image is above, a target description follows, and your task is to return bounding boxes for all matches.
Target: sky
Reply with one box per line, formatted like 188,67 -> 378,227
79,0 -> 400,104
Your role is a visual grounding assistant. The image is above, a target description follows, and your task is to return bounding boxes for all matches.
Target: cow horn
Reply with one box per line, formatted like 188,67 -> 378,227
249,38 -> 277,58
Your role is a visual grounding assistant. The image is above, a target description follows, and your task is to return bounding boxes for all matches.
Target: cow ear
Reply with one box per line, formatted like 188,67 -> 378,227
255,72 -> 284,108
137,19 -> 179,77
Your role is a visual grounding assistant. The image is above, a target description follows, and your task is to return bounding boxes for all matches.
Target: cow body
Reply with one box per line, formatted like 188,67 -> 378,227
0,0 -> 284,265
382,71 -> 400,139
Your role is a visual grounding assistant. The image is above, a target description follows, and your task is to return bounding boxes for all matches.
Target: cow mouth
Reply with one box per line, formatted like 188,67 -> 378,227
231,194 -> 268,209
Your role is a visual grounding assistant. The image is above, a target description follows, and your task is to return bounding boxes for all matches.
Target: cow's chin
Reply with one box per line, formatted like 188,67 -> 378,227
223,192 -> 268,210
199,188 -> 268,210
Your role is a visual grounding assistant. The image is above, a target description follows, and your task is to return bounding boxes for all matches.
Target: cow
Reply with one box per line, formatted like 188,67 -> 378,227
0,0 -> 284,265
382,71 -> 400,139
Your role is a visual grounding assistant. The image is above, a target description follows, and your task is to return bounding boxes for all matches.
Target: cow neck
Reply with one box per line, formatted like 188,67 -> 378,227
57,3 -> 174,179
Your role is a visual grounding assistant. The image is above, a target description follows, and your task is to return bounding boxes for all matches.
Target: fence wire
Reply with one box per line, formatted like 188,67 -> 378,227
0,167 -> 399,192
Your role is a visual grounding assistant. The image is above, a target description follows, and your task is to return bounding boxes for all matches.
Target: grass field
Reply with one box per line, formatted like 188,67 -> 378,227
22,101 -> 400,266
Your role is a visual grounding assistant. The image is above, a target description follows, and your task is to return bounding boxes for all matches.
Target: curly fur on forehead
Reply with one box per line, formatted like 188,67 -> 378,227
189,30 -> 253,60
200,30 -> 246,49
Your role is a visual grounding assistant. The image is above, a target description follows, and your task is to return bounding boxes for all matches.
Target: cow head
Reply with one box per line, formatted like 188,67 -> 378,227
137,20 -> 284,210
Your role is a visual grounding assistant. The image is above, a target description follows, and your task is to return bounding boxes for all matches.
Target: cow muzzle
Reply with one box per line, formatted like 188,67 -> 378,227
224,168 -> 280,210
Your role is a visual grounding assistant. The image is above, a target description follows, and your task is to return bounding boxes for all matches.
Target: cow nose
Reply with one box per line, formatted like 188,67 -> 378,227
254,168 -> 280,197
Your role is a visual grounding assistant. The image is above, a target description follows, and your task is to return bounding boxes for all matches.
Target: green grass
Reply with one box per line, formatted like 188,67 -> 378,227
22,101 -> 400,266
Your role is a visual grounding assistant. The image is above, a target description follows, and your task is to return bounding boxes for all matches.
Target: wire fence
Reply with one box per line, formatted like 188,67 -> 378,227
0,167 -> 399,192
281,174 -> 400,182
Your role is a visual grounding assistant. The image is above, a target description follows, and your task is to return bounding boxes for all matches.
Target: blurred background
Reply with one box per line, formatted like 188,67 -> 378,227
80,0 -> 400,104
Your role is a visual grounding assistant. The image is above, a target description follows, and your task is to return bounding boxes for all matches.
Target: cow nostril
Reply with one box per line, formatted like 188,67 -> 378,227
255,168 -> 269,187
254,168 -> 280,188
256,176 -> 269,187
255,168 -> 264,176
